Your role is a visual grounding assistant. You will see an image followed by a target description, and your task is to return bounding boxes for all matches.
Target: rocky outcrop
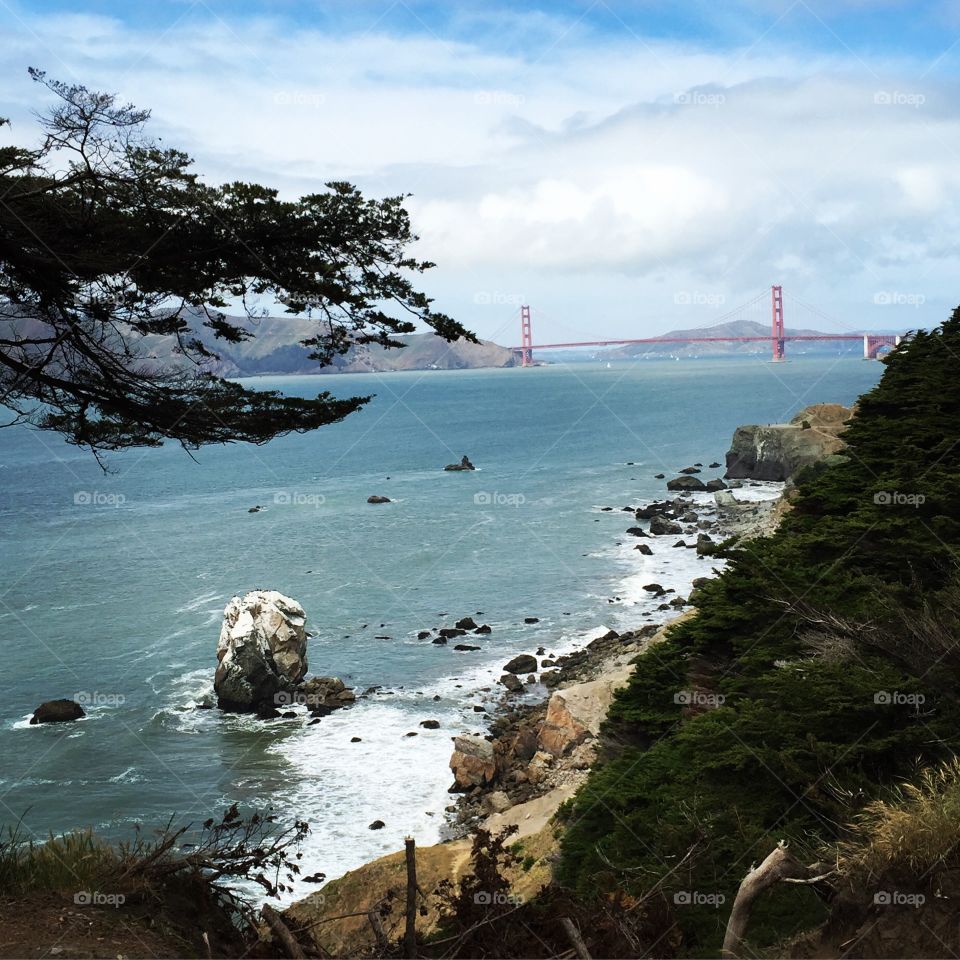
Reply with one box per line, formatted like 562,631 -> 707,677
537,692 -> 590,756
366,495 -> 391,504
724,403 -> 853,481
30,699 -> 85,724
449,735 -> 497,790
215,590 -> 308,712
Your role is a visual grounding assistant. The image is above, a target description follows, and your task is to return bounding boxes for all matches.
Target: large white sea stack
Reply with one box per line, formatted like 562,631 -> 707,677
214,590 -> 308,712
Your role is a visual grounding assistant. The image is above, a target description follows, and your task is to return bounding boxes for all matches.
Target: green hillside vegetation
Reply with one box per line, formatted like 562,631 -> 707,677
557,310 -> 960,954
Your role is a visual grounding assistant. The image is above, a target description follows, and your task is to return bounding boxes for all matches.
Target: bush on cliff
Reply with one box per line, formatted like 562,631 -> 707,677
558,309 -> 960,954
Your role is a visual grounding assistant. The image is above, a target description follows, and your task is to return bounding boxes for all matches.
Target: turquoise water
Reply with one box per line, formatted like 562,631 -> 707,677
0,357 -> 882,894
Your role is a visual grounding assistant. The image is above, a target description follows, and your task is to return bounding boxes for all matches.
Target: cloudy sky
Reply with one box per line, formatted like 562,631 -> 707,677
1,0 -> 958,344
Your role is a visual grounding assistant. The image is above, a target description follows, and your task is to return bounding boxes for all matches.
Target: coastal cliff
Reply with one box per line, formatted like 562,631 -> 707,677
724,402 -> 852,480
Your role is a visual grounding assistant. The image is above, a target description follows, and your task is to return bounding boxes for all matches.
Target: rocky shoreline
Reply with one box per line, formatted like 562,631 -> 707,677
443,477 -> 786,837
281,401 -> 852,955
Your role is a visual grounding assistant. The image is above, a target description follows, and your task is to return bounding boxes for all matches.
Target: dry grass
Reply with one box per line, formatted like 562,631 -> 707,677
835,758 -> 960,885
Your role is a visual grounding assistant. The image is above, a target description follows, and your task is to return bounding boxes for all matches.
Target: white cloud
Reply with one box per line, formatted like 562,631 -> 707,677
1,7 -> 958,340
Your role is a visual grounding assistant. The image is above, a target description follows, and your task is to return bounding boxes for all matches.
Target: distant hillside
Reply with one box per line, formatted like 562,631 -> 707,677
137,311 -> 518,376
606,318 -> 862,358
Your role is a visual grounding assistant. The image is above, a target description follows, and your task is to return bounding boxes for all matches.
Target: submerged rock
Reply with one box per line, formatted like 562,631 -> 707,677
30,699 -> 85,725
367,495 -> 391,504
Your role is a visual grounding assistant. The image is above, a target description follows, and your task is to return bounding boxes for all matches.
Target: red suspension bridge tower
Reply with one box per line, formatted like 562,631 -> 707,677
520,304 -> 533,367
771,284 -> 785,362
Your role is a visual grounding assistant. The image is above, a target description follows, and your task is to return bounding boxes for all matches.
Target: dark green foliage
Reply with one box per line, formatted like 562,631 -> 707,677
559,311 -> 960,953
0,71 -> 473,456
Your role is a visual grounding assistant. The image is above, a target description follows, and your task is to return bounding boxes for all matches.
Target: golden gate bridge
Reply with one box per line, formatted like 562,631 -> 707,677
513,285 -> 903,366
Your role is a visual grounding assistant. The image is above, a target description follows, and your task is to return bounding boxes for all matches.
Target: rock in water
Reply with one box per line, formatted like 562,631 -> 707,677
215,590 -> 308,712
666,475 -> 707,492
30,699 -> 85,725
504,654 -> 538,674
444,455 -> 476,472
367,495 -> 391,504
649,516 -> 682,535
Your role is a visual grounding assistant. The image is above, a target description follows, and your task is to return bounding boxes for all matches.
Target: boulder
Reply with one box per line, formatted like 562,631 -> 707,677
537,693 -> 590,756
482,790 -> 513,815
449,735 -> 496,790
500,673 -> 523,693
473,624 -> 492,634
367,495 -> 391,504
453,644 -> 480,651
705,478 -> 727,491
635,543 -> 653,555
724,403 -> 853,480
679,466 -> 701,475
420,719 -> 441,729
215,591 -> 308,712
504,654 -> 538,674
649,516 -> 682,535
455,616 -> 478,630
439,627 -> 466,639
30,699 -> 85,725
444,455 -> 476,472
696,534 -> 715,555
667,475 -> 707,492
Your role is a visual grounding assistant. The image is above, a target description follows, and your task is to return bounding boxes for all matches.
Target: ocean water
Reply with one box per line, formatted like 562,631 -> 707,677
0,357 -> 882,898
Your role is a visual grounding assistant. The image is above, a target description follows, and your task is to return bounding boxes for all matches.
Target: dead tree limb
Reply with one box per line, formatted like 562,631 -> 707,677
560,917 -> 592,960
262,904 -> 307,959
368,902 -> 389,954
722,842 -> 835,959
